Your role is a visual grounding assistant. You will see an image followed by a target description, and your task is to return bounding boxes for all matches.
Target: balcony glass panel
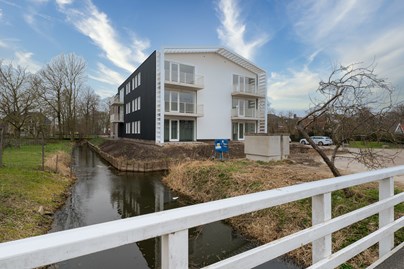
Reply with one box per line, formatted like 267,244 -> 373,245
164,91 -> 170,112
165,90 -> 196,115
179,64 -> 195,84
171,63 -> 179,83
171,91 -> 178,111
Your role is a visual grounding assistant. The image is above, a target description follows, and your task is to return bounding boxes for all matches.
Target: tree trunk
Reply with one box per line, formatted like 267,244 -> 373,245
297,124 -> 341,177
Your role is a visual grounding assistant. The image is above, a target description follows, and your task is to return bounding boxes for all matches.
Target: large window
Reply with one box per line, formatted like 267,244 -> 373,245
233,75 -> 256,94
232,98 -> 257,118
164,119 -> 194,142
165,90 -> 196,114
165,61 -> 195,84
131,97 -> 141,112
232,122 -> 256,140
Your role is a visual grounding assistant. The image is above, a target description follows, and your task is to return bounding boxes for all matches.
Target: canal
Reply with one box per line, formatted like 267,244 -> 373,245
51,144 -> 298,268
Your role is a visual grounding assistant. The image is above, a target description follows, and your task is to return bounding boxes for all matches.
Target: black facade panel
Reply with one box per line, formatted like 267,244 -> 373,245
119,51 -> 156,141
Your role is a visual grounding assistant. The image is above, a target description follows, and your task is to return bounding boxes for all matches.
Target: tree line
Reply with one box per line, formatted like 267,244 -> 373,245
0,53 -> 109,143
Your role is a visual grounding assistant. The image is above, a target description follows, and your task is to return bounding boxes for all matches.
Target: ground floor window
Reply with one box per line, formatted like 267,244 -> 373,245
232,121 -> 256,141
164,119 -> 194,142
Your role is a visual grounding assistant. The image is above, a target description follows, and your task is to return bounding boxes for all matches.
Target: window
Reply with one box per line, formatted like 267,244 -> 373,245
132,122 -> 135,134
137,96 -> 141,110
132,100 -> 135,113
126,82 -> 131,94
138,72 -> 141,86
245,122 -> 256,134
164,89 -> 195,114
180,92 -> 194,113
132,77 -> 135,90
233,74 -> 256,93
164,61 -> 195,84
232,98 -> 257,118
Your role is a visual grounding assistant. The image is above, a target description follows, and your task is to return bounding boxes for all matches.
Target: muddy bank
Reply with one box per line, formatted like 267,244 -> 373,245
89,139 -> 246,172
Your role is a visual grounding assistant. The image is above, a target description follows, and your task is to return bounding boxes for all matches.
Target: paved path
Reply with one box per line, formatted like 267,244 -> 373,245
370,244 -> 404,269
319,147 -> 404,187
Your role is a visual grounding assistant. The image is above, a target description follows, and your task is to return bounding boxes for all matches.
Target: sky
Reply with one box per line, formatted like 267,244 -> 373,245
1,0 -> 404,115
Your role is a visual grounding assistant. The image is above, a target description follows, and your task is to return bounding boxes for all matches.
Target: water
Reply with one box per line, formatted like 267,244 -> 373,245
51,145 -> 298,268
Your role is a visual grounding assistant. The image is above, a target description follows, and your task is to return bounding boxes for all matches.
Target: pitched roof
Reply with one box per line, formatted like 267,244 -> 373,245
163,47 -> 266,75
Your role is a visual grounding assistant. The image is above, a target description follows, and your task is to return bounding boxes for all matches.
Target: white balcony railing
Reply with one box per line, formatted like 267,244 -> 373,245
232,108 -> 259,118
165,72 -> 204,89
1,166 -> 403,269
232,86 -> 265,98
110,113 -> 123,123
110,95 -> 123,105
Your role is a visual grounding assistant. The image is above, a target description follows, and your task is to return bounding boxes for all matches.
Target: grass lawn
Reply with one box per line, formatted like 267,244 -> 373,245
348,141 -> 398,149
0,140 -> 73,242
164,160 -> 404,268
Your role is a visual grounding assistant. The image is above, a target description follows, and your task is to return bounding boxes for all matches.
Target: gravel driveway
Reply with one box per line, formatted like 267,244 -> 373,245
320,147 -> 404,187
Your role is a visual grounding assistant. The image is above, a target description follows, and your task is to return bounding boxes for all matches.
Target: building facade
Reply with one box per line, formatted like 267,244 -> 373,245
110,48 -> 267,143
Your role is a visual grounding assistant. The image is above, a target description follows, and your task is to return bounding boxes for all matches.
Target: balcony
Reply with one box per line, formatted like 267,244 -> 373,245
231,108 -> 263,120
232,86 -> 265,98
110,113 -> 124,123
110,95 -> 123,105
165,104 -> 204,118
165,72 -> 204,90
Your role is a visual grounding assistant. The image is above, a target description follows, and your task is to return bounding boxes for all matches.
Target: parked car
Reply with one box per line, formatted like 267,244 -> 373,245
300,136 -> 333,146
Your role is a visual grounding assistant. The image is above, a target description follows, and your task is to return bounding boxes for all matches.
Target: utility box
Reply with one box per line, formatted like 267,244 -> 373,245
244,134 -> 289,162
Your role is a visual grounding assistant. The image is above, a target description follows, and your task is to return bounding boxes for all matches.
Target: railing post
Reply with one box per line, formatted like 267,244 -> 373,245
379,177 -> 394,257
312,192 -> 332,263
161,230 -> 188,269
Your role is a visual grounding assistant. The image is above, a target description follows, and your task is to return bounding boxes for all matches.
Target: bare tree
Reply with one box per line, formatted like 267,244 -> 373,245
297,63 -> 395,177
0,61 -> 38,145
38,57 -> 66,139
62,54 -> 86,140
77,87 -> 100,137
38,54 -> 86,140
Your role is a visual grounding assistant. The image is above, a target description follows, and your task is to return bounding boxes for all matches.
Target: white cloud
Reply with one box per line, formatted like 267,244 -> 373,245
14,51 -> 41,73
89,63 -> 125,86
289,0 -> 381,47
216,0 -> 268,60
58,0 -> 149,72
336,27 -> 404,86
269,1 -> 404,113
268,66 -> 321,112
56,0 -> 73,7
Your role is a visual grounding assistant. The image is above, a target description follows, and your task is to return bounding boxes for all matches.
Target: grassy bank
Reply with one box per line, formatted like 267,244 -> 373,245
0,141 -> 73,243
163,160 -> 404,268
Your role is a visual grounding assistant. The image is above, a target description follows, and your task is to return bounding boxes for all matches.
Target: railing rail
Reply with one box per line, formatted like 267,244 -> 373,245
1,166 -> 403,269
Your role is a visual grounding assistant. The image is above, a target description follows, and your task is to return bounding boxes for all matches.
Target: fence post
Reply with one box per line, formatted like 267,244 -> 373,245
312,192 -> 332,263
161,230 -> 188,269
379,177 -> 394,257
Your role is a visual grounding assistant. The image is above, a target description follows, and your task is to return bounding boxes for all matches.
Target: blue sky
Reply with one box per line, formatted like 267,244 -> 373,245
1,0 -> 404,115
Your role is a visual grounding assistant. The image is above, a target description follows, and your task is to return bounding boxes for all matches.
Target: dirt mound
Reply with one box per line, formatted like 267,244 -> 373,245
99,139 -> 245,161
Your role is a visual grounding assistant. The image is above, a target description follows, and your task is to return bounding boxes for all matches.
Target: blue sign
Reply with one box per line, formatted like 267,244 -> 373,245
214,139 -> 229,160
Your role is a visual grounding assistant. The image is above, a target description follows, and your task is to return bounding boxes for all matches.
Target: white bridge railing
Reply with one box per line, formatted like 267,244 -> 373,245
1,166 -> 404,269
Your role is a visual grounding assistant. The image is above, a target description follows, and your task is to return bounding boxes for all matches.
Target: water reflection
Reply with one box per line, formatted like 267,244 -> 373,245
51,144 -> 297,269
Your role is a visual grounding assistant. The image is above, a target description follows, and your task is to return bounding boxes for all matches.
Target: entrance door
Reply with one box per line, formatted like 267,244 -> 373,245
238,123 -> 244,140
170,120 -> 179,141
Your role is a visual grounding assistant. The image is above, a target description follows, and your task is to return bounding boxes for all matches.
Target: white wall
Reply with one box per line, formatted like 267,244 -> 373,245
165,52 -> 257,140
